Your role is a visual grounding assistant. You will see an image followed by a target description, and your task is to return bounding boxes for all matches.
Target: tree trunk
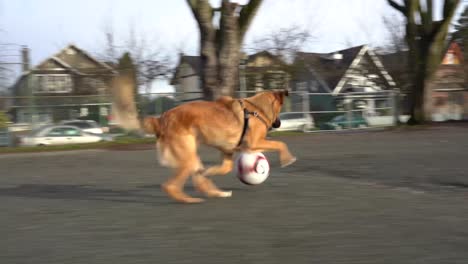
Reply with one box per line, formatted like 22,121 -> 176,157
387,0 -> 461,125
217,1 -> 241,99
407,73 -> 426,124
187,0 -> 263,100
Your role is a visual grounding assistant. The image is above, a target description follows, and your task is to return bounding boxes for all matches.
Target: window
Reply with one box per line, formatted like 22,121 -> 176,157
63,127 -> 81,136
64,121 -> 98,129
34,74 -> 72,93
296,81 -> 307,91
310,81 -> 318,92
47,128 -> 66,137
46,127 -> 81,137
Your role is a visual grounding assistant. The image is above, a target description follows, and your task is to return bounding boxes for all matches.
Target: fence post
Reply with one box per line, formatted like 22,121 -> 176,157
391,89 -> 400,126
302,90 -> 309,115
345,97 -> 353,129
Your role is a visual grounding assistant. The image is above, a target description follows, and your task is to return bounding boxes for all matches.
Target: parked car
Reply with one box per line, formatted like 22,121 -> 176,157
59,120 -> 104,134
272,112 -> 315,132
320,113 -> 369,130
18,125 -> 109,147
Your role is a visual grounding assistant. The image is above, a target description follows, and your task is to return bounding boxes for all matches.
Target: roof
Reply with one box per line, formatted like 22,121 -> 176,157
245,50 -> 286,66
295,45 -> 365,90
170,50 -> 286,85
170,55 -> 201,85
34,44 -> 116,74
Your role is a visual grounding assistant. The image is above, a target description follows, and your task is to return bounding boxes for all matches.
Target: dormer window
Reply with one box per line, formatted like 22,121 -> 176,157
65,48 -> 76,55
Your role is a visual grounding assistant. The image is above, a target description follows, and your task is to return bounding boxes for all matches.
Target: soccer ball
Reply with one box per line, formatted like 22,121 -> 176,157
235,152 -> 270,185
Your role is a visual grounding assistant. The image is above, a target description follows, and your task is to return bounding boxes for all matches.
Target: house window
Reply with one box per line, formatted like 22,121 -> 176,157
296,81 -> 308,91
310,80 -> 318,92
34,74 -> 72,93
83,77 -> 106,93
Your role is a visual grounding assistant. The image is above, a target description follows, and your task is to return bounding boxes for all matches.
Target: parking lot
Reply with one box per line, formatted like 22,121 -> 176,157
1,125 -> 468,264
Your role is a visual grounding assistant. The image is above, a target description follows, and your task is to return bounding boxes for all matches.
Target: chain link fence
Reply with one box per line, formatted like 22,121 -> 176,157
1,89 -> 407,135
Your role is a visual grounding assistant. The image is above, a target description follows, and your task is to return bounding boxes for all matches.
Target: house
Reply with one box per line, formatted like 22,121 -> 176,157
10,44 -> 116,124
169,55 -> 203,102
428,42 -> 467,121
292,45 -> 397,116
381,42 -> 467,121
170,51 -> 290,102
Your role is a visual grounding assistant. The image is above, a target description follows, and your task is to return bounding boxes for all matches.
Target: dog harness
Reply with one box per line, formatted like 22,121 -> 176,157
236,99 -> 272,147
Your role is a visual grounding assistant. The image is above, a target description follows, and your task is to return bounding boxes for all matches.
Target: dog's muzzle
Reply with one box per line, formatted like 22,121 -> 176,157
272,118 -> 281,129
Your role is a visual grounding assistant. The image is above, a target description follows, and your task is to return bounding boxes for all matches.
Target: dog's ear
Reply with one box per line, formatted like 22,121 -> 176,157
273,90 -> 288,104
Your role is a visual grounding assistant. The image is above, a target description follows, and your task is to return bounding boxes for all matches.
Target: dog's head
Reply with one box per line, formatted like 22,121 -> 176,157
271,90 -> 289,128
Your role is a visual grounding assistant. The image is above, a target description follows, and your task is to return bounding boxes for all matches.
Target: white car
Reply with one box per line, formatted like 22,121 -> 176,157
19,125 -> 105,147
272,112 -> 315,132
59,120 -> 104,134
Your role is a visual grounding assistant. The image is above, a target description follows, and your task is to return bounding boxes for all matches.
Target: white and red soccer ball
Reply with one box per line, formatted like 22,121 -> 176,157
235,152 -> 270,185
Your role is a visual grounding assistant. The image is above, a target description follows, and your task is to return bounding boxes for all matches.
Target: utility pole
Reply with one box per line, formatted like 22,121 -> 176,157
0,44 -> 30,125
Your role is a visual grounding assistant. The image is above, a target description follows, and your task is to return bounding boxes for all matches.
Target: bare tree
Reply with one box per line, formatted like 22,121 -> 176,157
0,43 -> 22,93
98,22 -> 174,133
186,0 -> 263,100
96,23 -> 174,94
247,25 -> 313,63
387,0 -> 461,124
381,14 -> 408,54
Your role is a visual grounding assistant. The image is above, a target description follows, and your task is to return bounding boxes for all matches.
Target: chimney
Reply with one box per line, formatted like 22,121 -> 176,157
21,46 -> 30,72
332,52 -> 343,60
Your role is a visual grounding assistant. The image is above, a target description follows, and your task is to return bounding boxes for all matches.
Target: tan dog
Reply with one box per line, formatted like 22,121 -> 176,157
143,90 -> 297,203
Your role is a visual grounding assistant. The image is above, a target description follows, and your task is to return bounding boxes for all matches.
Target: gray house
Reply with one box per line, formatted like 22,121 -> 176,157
10,44 -> 116,124
170,51 -> 290,101
292,45 -> 397,115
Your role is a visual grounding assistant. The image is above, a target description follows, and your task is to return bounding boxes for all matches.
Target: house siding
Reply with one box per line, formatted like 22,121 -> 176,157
9,45 -> 116,124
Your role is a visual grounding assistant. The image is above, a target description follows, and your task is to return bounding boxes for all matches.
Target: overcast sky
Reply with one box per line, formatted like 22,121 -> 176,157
0,0 -> 466,92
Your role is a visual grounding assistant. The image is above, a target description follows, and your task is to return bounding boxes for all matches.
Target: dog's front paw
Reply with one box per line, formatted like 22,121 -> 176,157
281,156 -> 297,168
208,190 -> 233,198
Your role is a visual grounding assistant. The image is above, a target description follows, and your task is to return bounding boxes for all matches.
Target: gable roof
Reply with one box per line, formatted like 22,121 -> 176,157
295,45 -> 365,91
245,50 -> 287,66
296,45 -> 396,94
441,42 -> 464,65
170,51 -> 287,85
333,46 -> 396,94
170,55 -> 201,85
34,44 -> 116,74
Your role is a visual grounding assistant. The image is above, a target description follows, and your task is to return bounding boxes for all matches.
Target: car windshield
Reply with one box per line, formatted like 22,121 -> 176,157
64,121 -> 98,129
28,125 -> 51,136
332,115 -> 345,122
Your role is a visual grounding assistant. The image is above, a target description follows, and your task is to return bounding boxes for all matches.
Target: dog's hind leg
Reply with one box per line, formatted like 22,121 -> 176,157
161,136 -> 205,203
193,152 -> 234,198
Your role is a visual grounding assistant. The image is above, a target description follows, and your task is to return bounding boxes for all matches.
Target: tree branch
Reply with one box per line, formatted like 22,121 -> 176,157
185,0 -> 214,29
186,0 -> 198,10
387,0 -> 407,14
239,0 -> 263,41
443,0 -> 460,19
419,2 -> 432,35
431,0 -> 461,40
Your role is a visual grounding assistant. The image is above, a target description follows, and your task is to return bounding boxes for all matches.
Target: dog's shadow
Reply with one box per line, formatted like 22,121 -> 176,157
0,184 -> 172,206
0,183 -> 248,206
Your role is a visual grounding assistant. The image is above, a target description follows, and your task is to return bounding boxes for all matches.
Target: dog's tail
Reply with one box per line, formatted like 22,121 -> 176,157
142,116 -> 162,137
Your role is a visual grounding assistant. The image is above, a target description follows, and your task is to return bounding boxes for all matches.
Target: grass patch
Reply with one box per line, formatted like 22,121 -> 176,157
268,131 -> 306,137
0,136 -> 156,154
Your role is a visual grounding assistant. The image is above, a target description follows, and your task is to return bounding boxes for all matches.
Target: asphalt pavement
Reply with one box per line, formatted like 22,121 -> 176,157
1,126 -> 468,264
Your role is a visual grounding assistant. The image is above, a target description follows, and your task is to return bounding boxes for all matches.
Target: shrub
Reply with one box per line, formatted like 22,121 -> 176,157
0,111 -> 9,130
